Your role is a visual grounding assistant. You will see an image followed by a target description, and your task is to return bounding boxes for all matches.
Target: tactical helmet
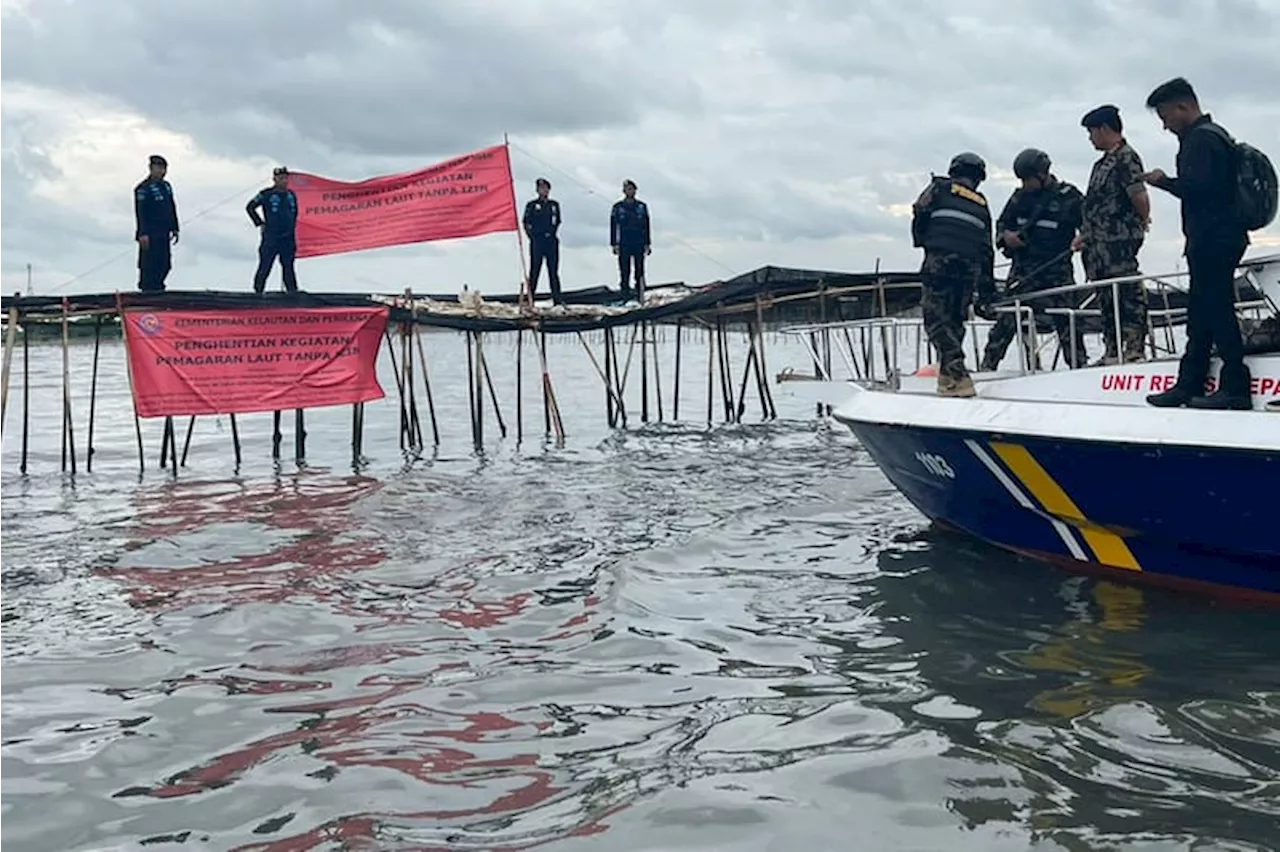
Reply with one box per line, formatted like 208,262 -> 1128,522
1013,148 -> 1052,179
948,151 -> 987,181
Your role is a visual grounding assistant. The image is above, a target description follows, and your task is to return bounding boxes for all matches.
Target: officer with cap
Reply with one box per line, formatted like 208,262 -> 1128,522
610,179 -> 651,302
1074,104 -> 1152,364
522,177 -> 563,304
246,166 -> 300,293
979,148 -> 1088,371
910,151 -> 997,397
134,154 -> 179,292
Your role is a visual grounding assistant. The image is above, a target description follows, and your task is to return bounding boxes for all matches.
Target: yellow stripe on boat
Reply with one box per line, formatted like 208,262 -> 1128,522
990,441 -> 1142,572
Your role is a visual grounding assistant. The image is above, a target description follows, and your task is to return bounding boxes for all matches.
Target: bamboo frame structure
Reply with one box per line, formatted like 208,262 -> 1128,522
1,260 -> 1216,476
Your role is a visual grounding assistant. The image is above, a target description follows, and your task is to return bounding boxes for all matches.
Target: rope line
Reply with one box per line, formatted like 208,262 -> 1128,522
46,178 -> 266,294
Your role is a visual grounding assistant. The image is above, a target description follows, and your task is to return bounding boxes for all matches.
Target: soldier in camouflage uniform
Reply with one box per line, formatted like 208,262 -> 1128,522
911,152 -> 996,397
1075,104 -> 1152,364
980,148 -> 1089,372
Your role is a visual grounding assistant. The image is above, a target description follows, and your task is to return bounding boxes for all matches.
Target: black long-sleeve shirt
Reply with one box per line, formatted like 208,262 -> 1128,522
522,197 -> 561,242
610,198 -> 651,247
1151,113 -> 1247,249
134,178 -> 178,239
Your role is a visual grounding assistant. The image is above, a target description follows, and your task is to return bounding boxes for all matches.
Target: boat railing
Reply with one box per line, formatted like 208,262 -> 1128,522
778,255 -> 1279,386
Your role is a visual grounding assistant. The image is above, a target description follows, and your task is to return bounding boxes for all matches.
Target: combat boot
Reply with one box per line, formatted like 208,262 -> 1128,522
937,374 -> 976,398
1188,363 -> 1253,411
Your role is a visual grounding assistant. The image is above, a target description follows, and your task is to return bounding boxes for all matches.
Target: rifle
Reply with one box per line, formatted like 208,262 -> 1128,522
995,187 -> 1057,261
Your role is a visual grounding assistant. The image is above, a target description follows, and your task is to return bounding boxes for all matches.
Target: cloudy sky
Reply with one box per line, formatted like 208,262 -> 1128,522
3,0 -> 1279,298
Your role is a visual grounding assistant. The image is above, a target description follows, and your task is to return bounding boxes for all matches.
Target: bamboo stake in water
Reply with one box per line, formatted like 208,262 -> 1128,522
516,327 -> 525,443
114,293 -> 145,474
20,316 -> 29,473
86,315 -> 102,471
230,413 -> 242,469
60,298 -> 77,474
2,301 -> 18,435
641,321 -> 650,423
414,327 -> 440,446
672,318 -> 683,421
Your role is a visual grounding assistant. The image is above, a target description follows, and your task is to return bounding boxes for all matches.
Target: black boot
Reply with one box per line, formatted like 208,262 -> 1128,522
1146,383 -> 1197,408
1188,363 -> 1253,411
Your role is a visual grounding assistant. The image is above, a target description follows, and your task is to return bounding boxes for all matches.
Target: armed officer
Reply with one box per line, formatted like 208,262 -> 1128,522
610,179 -> 651,302
1075,104 -> 1152,364
522,178 -> 563,304
246,167 -> 299,293
134,154 -> 180,292
910,152 -> 997,397
979,148 -> 1089,372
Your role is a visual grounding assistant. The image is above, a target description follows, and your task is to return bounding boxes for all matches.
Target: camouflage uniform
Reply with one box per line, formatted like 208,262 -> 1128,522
911,175 -> 995,386
920,252 -> 988,380
1082,141 -> 1149,361
980,181 -> 1089,371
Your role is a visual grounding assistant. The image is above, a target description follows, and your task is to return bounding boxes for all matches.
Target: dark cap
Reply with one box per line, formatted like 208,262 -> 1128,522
535,176 -> 550,188
149,154 -> 168,167
273,166 -> 289,176
1081,104 -> 1121,130
622,178 -> 637,189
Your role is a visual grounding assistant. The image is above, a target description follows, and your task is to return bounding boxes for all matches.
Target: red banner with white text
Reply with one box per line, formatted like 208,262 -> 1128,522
291,144 -> 518,259
123,307 -> 389,417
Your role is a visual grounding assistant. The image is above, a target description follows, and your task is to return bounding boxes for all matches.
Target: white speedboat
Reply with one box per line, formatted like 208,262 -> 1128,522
790,254 -> 1280,603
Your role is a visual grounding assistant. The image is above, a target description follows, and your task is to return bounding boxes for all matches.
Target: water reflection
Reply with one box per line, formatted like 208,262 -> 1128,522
4,414 -> 1280,850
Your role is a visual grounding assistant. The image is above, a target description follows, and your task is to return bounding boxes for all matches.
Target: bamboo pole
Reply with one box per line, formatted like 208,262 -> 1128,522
641,321 -> 650,423
466,330 -> 478,446
60,297 -> 77,474
86,315 -> 102,471
575,330 -> 626,417
651,322 -> 664,422
180,415 -> 196,466
1,300 -> 17,435
414,326 -> 440,446
383,325 -> 409,452
474,331 -> 486,447
230,413 -> 242,469
478,332 -> 507,439
515,327 -> 525,443
20,316 -> 29,473
672,318 -> 682,421
272,410 -> 282,460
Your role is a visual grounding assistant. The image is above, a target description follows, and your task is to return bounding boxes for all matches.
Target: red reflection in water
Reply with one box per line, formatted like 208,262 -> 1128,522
101,476 -> 389,612
98,474 -> 621,848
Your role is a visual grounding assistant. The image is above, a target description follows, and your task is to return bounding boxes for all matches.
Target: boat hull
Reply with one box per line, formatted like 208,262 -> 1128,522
839,414 -> 1280,602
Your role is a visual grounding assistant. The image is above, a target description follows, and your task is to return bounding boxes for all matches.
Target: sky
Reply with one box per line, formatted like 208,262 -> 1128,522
3,0 -> 1279,298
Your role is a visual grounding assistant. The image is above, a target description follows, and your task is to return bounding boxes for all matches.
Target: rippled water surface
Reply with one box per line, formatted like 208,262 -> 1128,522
3,332 -> 1279,851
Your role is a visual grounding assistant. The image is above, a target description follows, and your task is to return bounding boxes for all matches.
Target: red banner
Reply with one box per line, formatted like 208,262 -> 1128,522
123,306 -> 389,417
291,144 -> 518,259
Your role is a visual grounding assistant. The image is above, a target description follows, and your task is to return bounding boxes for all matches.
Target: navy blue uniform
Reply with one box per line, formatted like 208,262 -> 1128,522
523,197 -> 562,302
610,198 -> 651,297
134,178 -> 179,292
246,187 -> 299,293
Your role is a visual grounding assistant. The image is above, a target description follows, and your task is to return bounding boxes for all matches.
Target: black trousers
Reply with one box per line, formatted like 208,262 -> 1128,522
254,237 -> 298,293
137,235 -> 172,292
529,238 -> 562,302
618,245 -> 646,294
1177,240 -> 1248,392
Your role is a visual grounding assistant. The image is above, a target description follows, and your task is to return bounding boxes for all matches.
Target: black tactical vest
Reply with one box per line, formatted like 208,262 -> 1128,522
919,179 -> 993,260
1011,184 -> 1080,264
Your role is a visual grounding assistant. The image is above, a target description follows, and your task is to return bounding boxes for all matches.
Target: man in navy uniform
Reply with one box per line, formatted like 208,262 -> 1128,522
522,177 -> 563,304
246,167 -> 300,293
134,154 -> 179,292
610,179 -> 651,302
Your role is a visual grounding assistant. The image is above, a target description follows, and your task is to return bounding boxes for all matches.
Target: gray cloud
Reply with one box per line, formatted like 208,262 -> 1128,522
2,0 -> 1279,295
1,0 -> 704,165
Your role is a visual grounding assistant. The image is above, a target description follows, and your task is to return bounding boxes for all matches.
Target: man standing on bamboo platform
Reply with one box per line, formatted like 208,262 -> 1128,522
1075,104 -> 1152,364
910,152 -> 997,397
246,167 -> 299,294
523,178 -> 563,304
610,179 -> 651,303
134,154 -> 179,292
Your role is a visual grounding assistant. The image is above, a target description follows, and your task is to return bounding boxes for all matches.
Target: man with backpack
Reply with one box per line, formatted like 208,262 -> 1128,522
1143,76 -> 1278,410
